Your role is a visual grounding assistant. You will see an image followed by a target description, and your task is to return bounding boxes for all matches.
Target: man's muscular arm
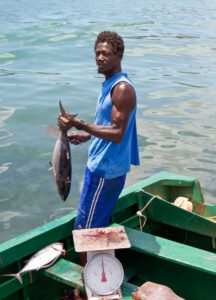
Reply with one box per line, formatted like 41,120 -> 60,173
58,82 -> 136,143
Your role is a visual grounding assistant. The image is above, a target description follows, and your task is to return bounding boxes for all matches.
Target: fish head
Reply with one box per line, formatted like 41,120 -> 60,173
51,242 -> 66,254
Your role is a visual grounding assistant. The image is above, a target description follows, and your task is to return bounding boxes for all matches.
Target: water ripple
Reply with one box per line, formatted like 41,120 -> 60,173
49,33 -> 77,42
0,162 -> 12,174
0,129 -> 13,139
0,52 -> 15,59
0,106 -> 16,124
173,81 -> 206,88
0,211 -> 27,223
1,0 -> 216,242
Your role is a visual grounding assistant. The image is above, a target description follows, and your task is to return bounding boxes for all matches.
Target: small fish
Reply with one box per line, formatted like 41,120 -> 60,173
2,242 -> 66,284
49,101 -> 75,201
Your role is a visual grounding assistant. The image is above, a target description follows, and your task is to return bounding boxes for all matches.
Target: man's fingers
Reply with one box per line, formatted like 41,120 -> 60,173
58,116 -> 68,123
68,137 -> 82,145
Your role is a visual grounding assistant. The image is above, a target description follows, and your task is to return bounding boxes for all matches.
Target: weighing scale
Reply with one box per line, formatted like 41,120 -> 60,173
73,226 -> 131,300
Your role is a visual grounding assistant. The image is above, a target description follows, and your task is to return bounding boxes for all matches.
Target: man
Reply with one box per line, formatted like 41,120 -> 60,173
58,31 -> 140,230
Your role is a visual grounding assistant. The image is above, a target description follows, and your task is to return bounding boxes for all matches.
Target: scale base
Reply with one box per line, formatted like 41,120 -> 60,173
85,286 -> 122,300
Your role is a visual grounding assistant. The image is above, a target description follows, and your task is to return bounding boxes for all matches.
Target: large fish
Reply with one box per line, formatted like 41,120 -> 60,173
2,242 -> 66,284
49,101 -> 74,201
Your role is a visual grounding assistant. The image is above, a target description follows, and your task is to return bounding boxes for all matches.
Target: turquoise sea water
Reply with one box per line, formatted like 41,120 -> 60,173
0,0 -> 216,242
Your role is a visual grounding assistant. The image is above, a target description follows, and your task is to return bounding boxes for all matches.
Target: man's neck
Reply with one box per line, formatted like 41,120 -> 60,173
104,66 -> 122,80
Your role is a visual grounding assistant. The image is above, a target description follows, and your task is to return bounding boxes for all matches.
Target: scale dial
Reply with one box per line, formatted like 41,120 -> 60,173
84,253 -> 124,296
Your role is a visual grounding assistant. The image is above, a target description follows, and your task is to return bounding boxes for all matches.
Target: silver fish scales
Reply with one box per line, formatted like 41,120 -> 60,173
2,242 -> 65,284
51,101 -> 72,201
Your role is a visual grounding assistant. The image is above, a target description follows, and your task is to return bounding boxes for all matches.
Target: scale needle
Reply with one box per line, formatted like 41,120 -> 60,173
101,258 -> 107,282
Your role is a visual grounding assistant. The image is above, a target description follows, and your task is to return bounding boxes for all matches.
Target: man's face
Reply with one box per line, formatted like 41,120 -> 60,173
95,42 -> 121,75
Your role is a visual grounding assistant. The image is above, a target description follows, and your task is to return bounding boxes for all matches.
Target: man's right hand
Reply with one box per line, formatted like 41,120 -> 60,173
68,132 -> 91,145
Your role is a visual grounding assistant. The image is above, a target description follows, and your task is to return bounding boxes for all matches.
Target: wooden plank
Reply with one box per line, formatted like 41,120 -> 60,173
0,272 -> 40,299
73,226 -> 131,252
124,226 -> 216,275
123,266 -> 138,282
43,258 -> 137,300
136,191 -> 216,238
119,215 -> 139,228
113,192 -> 138,215
42,259 -> 84,289
121,281 -> 138,299
119,171 -> 196,198
0,211 -> 76,268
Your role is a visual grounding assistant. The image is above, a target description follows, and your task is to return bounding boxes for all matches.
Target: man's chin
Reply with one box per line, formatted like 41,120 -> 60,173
97,68 -> 105,74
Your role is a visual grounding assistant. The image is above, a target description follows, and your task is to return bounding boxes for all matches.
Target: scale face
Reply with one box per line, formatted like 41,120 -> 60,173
84,253 -> 124,296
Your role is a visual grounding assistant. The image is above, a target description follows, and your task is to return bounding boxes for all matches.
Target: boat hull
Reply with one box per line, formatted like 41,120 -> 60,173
1,172 -> 216,300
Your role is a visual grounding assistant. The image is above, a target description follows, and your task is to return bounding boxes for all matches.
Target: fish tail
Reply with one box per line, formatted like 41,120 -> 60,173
14,273 -> 23,284
59,100 -> 66,116
15,273 -> 23,284
59,101 -> 78,118
2,273 -> 23,284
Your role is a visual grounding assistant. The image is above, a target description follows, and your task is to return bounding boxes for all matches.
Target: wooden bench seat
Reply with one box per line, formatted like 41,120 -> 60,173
42,259 -> 84,290
42,258 -> 138,299
121,281 -> 138,299
124,226 -> 216,275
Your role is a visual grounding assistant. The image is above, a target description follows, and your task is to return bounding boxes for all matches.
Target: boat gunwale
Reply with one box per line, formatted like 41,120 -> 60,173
0,210 -> 77,269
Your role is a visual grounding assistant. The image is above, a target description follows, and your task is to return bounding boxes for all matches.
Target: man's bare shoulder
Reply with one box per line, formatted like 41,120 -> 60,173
112,81 -> 136,111
114,81 -> 135,94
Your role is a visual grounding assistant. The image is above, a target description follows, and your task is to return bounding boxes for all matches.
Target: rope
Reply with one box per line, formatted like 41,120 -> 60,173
136,195 -> 158,231
136,193 -> 199,246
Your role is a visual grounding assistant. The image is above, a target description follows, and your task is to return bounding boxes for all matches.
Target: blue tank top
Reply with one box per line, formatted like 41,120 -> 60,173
87,72 -> 140,179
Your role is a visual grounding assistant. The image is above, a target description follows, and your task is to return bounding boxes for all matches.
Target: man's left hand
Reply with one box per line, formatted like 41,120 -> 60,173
58,113 -> 78,131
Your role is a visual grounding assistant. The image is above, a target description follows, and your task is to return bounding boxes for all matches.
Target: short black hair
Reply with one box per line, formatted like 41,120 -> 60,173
94,31 -> 125,56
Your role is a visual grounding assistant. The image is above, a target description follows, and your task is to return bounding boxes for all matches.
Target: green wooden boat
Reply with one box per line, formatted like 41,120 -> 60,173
0,171 -> 216,300
113,171 -> 216,253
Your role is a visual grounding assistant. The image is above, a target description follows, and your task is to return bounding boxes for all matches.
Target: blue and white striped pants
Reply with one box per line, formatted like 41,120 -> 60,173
74,168 -> 126,229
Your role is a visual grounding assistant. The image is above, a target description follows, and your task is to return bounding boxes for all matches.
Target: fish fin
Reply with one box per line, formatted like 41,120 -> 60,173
48,161 -> 53,171
16,273 -> 23,284
40,256 -> 60,270
59,101 -> 78,118
59,100 -> 67,116
46,124 -> 60,139
1,273 -> 23,284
